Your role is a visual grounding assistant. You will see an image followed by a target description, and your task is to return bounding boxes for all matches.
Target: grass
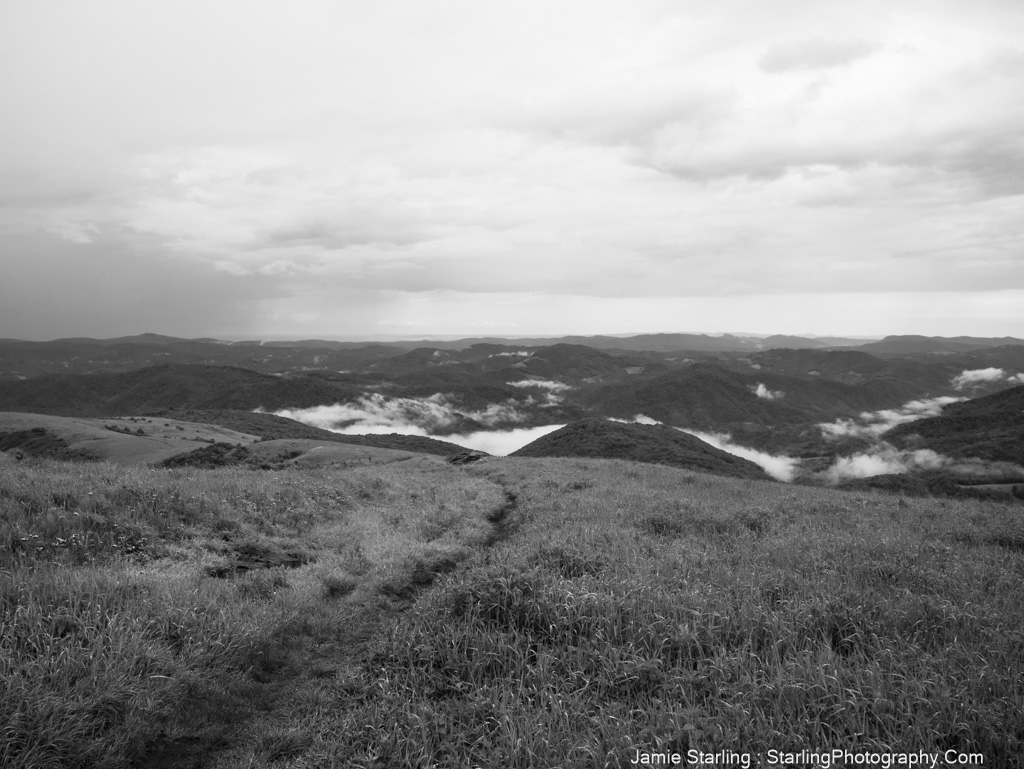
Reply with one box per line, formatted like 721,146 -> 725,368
2,452 -> 1023,767
0,454 -> 507,768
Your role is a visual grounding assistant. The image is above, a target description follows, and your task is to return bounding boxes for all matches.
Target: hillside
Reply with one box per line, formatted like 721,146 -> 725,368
0,364 -> 363,416
885,384 -> 1024,465
144,408 -> 469,456
2,454 -> 1021,767
511,418 -> 771,480
575,363 -> 916,452
158,438 -> 445,471
0,411 -> 260,465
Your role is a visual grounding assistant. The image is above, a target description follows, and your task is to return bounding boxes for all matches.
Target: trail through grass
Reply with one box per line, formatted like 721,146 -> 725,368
318,459 -> 1023,767
2,454 -> 1023,767
0,455 -> 510,768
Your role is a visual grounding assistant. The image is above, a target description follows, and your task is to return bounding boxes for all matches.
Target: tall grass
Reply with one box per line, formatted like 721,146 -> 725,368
315,459 -> 1024,767
3,454 -> 1022,767
0,456 -> 507,768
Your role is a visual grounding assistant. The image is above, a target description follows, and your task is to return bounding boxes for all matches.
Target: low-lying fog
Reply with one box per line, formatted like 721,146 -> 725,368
272,384 -> 1023,481
271,399 -> 563,456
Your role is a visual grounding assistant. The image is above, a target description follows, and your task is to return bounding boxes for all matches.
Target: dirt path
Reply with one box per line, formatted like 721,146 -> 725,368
134,475 -> 519,769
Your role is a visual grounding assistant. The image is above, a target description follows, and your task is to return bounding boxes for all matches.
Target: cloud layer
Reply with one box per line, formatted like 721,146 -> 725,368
752,383 -> 784,400
2,1 -> 1024,338
507,379 -> 572,405
951,368 -> 1024,390
825,443 -> 1024,483
818,397 -> 964,440
271,394 -> 563,455
443,425 -> 565,457
677,428 -> 800,482
273,393 -> 528,435
606,415 -> 798,481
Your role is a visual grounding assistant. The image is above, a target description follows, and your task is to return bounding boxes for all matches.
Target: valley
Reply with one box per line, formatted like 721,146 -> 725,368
2,332 -> 1022,489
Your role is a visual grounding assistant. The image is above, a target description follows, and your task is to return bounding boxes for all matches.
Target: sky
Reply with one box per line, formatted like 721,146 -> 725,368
2,0 -> 1023,341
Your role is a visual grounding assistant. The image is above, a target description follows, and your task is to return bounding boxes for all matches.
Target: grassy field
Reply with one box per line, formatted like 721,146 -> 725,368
2,451 -> 1022,767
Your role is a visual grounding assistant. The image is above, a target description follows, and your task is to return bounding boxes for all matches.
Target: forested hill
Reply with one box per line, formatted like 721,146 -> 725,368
512,418 -> 771,480
885,385 -> 1024,464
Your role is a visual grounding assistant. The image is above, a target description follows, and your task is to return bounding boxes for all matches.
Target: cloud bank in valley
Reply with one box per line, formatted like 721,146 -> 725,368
270,393 -> 565,455
676,429 -> 800,483
605,415 -> 798,481
951,368 -> 1024,390
818,394 -> 1023,481
507,379 -> 572,405
443,425 -> 565,456
824,443 -> 1024,483
272,393 -> 528,436
818,397 -> 964,440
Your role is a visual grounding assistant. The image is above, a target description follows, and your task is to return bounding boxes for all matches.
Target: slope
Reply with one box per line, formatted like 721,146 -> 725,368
143,408 -> 469,456
885,384 -> 1024,464
511,418 -> 771,480
0,412 -> 260,465
0,364 -> 362,417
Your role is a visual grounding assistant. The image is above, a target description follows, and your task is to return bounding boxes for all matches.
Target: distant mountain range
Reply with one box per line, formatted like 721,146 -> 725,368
857,335 -> 1024,354
0,364 -> 364,416
5,332 -> 1023,381
2,331 -> 1023,492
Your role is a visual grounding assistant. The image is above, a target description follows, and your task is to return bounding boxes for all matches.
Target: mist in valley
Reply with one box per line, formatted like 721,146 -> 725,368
270,364 -> 1024,483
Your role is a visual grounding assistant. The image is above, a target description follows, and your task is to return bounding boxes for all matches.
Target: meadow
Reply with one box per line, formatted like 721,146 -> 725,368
1,451 -> 1022,767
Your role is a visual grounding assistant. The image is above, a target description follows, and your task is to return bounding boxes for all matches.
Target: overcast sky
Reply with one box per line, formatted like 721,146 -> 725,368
2,0 -> 1023,340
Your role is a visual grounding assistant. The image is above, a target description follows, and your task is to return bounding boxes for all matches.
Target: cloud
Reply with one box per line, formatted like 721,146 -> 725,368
826,444 -> 943,481
676,428 -> 799,482
607,414 -> 662,425
603,415 -> 797,481
507,378 -> 572,405
0,228 -> 283,339
759,38 -> 880,73
4,2 -> 1024,338
507,379 -> 570,392
443,424 -> 565,456
271,394 -> 560,456
825,442 -> 1024,482
271,392 -> 528,435
818,396 -> 963,439
752,382 -> 784,400
631,414 -> 662,425
951,367 -> 1023,389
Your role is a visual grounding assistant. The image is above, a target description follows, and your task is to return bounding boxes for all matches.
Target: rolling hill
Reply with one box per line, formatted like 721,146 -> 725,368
0,411 -> 260,465
0,411 -> 463,467
511,418 -> 771,480
884,384 -> 1024,465
145,408 -> 470,456
575,362 -> 917,438
0,364 -> 363,416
